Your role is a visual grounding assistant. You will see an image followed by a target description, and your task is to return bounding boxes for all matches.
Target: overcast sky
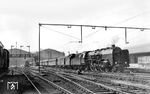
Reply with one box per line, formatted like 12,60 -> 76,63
0,0 -> 150,53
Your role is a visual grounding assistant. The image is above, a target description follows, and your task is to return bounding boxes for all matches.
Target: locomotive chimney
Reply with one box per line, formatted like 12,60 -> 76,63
112,44 -> 115,48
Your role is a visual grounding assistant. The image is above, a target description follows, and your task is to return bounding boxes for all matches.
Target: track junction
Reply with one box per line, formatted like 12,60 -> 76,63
26,66 -> 150,94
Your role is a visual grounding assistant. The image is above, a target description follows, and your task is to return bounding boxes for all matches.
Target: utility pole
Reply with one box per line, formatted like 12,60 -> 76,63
39,23 -> 41,73
16,42 -> 17,68
48,50 -> 49,62
20,45 -> 23,57
27,46 -> 30,57
11,45 -> 14,55
80,25 -> 83,43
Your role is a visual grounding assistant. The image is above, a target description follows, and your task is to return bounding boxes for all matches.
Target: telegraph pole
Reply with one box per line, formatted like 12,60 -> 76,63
39,23 -> 41,73
11,45 -> 14,55
20,45 -> 23,57
80,25 -> 83,43
16,42 -> 17,68
27,46 -> 30,57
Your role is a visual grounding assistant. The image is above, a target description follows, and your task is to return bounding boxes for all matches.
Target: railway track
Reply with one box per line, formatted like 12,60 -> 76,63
0,67 -> 45,94
16,67 -> 64,94
60,72 -> 150,94
30,69 -> 95,94
82,74 -> 150,94
58,72 -> 123,94
22,70 -> 42,94
37,67 -> 130,94
41,67 -> 150,94
30,66 -> 128,94
46,67 -> 150,85
84,72 -> 149,85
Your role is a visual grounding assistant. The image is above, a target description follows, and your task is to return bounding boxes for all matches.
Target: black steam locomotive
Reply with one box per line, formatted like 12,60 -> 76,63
0,42 -> 9,74
41,45 -> 129,72
80,45 -> 129,72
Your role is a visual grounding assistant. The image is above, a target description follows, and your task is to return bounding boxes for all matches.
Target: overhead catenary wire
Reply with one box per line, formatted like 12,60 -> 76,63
114,10 -> 150,25
84,10 -> 150,41
39,23 -> 150,46
40,25 -> 83,55
39,23 -> 150,30
40,23 -> 150,41
84,28 -> 102,38
41,25 -> 80,40
59,41 -> 81,51
113,10 -> 150,44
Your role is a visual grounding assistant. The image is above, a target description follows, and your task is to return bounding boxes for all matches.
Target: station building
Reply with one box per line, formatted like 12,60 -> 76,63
129,52 -> 150,68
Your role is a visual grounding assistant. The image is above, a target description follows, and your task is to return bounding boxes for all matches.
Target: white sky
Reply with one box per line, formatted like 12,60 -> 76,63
0,0 -> 150,54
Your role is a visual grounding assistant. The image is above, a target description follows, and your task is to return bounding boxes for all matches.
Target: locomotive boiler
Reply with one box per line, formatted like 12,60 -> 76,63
84,45 -> 129,72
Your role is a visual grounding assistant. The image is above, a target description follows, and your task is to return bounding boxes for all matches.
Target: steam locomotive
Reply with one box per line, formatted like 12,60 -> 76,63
0,42 -> 9,73
40,45 -> 129,72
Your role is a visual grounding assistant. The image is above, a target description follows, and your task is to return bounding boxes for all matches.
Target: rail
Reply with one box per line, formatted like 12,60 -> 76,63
31,71 -> 73,94
22,71 -> 42,94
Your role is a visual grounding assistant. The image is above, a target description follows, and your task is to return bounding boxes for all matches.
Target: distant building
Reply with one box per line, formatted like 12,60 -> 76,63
8,49 -> 34,67
130,52 -> 150,67
9,48 -> 34,58
33,49 -> 65,64
39,49 -> 65,60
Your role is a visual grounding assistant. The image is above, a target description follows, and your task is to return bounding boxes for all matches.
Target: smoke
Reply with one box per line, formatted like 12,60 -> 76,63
111,36 -> 120,45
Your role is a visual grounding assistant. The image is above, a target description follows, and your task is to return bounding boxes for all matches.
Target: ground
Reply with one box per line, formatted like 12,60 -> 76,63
0,71 -> 38,94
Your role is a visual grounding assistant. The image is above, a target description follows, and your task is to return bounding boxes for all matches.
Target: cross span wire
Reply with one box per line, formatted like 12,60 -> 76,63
41,25 -> 80,40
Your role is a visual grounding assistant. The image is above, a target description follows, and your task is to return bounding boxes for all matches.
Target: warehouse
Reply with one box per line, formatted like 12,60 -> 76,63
130,52 -> 150,67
